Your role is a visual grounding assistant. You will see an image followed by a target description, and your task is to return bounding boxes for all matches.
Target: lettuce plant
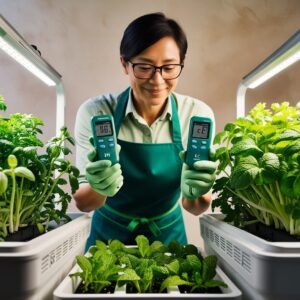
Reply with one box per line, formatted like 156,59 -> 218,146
212,102 -> 300,235
71,235 -> 227,294
0,97 -> 79,240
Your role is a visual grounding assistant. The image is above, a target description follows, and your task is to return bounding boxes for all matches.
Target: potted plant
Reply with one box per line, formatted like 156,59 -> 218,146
53,235 -> 241,299
200,102 -> 300,300
0,96 -> 91,300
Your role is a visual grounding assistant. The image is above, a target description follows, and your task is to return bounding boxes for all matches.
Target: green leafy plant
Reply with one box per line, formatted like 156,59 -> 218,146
71,235 -> 227,294
212,102 -> 300,235
0,97 -> 79,240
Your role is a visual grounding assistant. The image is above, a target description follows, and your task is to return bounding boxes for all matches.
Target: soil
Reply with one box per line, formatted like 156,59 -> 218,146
75,282 -> 116,294
179,285 -> 222,294
126,283 -> 167,293
242,221 -> 300,242
4,225 -> 44,242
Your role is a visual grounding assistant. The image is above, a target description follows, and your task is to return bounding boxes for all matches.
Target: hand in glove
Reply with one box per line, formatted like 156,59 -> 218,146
85,138 -> 123,197
180,150 -> 217,201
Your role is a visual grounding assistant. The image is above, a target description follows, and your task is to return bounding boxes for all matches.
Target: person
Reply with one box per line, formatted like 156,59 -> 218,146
74,12 -> 217,249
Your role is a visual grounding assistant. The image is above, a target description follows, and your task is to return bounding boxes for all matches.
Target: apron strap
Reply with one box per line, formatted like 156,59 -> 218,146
114,87 -> 182,144
103,202 -> 179,236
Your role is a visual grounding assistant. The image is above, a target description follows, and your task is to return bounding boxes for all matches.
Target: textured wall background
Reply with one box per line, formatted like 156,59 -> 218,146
0,0 -> 299,247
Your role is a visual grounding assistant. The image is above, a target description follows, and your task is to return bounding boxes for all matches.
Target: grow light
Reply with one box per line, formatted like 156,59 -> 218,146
237,29 -> 300,117
0,14 -> 65,137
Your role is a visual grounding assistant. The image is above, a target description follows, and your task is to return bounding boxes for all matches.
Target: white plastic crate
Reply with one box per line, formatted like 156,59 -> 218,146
0,212 -> 91,300
53,248 -> 241,300
200,213 -> 300,300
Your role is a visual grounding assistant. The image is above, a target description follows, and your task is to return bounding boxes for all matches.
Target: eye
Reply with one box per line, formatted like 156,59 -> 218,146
163,65 -> 176,71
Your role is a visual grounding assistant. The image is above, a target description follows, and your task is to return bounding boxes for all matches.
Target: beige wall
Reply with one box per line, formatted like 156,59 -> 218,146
0,0 -> 299,247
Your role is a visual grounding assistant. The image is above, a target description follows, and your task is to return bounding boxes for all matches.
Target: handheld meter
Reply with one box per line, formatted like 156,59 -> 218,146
186,116 -> 213,168
90,115 -> 118,164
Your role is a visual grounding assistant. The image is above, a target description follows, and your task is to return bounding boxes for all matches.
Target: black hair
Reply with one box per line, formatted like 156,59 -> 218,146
120,12 -> 187,63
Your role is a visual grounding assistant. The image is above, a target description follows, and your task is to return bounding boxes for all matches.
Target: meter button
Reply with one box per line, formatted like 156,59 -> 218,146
99,145 -> 106,149
109,143 -> 114,148
200,146 -> 206,149
201,141 -> 207,145
192,139 -> 197,143
108,138 -> 114,142
192,145 -> 197,149
98,139 -> 104,143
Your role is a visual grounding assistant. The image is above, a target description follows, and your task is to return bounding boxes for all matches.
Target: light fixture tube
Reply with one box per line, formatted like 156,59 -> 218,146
0,36 -> 56,86
237,30 -> 300,117
0,15 -> 61,86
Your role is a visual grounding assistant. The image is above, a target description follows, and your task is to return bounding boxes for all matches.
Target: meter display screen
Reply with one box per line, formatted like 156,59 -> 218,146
95,121 -> 113,137
192,122 -> 210,139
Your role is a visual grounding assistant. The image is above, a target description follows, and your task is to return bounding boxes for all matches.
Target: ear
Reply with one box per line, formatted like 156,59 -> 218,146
120,56 -> 129,75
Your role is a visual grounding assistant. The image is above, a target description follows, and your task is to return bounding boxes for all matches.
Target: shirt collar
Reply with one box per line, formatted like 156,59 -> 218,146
125,88 -> 172,121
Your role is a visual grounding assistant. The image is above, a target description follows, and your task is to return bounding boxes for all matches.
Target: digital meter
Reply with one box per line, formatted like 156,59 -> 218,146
186,116 -> 213,168
90,115 -> 118,164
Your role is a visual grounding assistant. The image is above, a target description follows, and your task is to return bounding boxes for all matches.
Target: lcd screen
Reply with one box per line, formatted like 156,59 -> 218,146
192,122 -> 210,139
95,121 -> 113,137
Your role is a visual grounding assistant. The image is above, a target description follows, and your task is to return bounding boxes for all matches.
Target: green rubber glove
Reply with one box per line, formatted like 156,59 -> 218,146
179,150 -> 217,201
85,139 -> 123,197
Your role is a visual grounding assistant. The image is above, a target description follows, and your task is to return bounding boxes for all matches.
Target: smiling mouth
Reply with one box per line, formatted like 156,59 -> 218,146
146,88 -> 165,93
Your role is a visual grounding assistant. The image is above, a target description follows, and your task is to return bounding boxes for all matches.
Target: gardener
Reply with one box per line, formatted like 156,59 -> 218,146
74,12 -> 217,249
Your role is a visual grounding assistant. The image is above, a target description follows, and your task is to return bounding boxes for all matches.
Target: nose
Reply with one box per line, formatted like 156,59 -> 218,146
150,68 -> 165,83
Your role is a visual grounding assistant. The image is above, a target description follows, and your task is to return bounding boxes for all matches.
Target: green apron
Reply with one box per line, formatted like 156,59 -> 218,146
85,87 -> 187,250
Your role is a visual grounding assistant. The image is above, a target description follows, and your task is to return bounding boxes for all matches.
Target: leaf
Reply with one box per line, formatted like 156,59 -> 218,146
186,254 -> 202,271
14,167 -> 35,181
273,130 -> 300,143
202,256 -> 217,281
117,268 -> 140,281
151,265 -> 169,276
165,259 -> 180,275
76,256 -> 92,273
230,138 -> 263,158
8,154 -> 18,168
62,146 -> 72,155
167,240 -> 183,257
294,175 -> 300,197
69,174 -> 79,194
135,235 -> 150,258
108,239 -> 124,253
204,279 -> 228,288
231,156 -> 260,189
150,240 -> 164,253
0,171 -> 8,194
159,275 -> 192,293
183,244 -> 199,257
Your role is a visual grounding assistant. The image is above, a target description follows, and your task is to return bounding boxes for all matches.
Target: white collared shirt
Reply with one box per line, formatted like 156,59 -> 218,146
75,89 -> 215,176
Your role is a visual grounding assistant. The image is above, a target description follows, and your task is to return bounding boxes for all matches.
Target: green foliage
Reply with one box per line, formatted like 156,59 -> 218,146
212,102 -> 300,235
71,235 -> 227,294
0,97 -> 79,239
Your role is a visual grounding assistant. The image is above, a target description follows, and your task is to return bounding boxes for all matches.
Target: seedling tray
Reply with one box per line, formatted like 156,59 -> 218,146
53,249 -> 241,299
0,212 -> 91,300
200,213 -> 300,300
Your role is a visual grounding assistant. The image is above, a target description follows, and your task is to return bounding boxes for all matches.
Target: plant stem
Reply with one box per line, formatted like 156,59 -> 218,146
227,186 -> 286,224
275,181 -> 285,205
9,172 -> 16,234
14,177 -> 24,231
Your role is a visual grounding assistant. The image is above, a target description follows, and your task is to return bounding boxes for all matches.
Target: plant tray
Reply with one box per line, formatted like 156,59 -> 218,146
200,213 -> 300,300
0,212 -> 91,300
53,249 -> 241,299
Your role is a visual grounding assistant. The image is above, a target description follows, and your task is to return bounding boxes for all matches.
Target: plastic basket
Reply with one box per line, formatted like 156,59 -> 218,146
200,213 -> 300,300
0,212 -> 91,300
53,246 -> 241,300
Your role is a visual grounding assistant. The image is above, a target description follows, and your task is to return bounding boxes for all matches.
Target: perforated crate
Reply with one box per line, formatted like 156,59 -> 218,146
0,212 -> 91,300
200,213 -> 300,300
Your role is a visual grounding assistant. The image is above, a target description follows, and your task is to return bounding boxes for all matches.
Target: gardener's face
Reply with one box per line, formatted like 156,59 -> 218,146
121,36 -> 182,107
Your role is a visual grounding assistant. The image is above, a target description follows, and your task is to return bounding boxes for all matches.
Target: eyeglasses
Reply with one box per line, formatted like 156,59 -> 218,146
128,61 -> 184,80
